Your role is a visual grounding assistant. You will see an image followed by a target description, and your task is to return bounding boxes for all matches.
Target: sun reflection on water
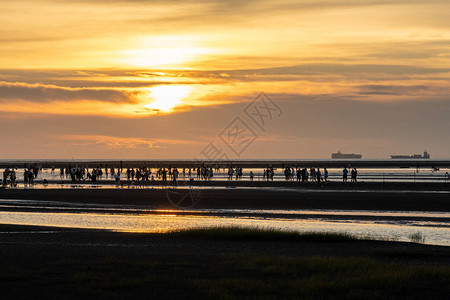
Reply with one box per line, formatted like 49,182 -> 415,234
0,210 -> 448,246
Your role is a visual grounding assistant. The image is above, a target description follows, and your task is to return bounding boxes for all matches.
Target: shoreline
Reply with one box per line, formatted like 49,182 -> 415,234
3,179 -> 450,190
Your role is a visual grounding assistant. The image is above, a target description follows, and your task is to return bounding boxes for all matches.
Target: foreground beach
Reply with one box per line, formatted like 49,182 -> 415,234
1,182 -> 449,298
1,224 -> 449,299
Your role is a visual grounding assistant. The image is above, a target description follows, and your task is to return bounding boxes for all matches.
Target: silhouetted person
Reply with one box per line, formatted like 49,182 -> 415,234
114,173 -> 120,185
343,167 -> 348,182
162,169 -> 167,182
351,168 -> 357,183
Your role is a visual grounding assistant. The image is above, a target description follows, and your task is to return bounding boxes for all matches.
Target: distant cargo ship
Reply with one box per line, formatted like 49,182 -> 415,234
331,151 -> 362,159
391,151 -> 430,159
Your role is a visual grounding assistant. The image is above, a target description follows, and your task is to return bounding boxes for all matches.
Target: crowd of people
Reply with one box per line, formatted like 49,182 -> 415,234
281,167 -> 330,183
227,167 -> 243,180
1,165 -> 365,187
342,167 -> 358,182
2,168 -> 17,186
2,167 -> 41,187
4,164 -> 450,188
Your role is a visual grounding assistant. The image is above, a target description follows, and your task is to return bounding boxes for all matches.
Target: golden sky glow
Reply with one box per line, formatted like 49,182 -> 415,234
145,85 -> 193,112
0,0 -> 449,158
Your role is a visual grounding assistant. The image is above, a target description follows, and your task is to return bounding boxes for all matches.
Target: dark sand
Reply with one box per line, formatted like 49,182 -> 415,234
1,181 -> 450,211
0,224 -> 449,299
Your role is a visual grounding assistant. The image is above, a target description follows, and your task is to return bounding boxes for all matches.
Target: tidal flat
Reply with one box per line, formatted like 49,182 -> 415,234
1,225 -> 449,299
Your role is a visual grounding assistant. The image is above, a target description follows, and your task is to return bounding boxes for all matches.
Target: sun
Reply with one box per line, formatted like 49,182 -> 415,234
145,85 -> 192,112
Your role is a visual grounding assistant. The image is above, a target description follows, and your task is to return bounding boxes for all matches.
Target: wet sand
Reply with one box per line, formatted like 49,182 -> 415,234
6,179 -> 450,190
1,181 -> 450,211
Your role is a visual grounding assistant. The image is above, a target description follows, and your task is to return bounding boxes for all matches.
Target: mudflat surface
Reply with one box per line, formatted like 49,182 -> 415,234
0,225 -> 449,299
1,183 -> 450,211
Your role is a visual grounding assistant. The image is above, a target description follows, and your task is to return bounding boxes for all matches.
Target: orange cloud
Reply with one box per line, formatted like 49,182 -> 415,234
0,81 -> 137,103
57,134 -> 196,149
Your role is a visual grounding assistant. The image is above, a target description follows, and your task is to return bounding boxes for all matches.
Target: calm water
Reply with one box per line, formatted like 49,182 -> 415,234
0,198 -> 448,246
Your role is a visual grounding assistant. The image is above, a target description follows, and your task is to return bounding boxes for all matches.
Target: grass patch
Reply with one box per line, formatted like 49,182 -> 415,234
167,226 -> 359,242
5,253 -> 448,299
191,254 -> 450,299
0,269 -> 34,281
32,258 -> 189,299
409,232 -> 426,244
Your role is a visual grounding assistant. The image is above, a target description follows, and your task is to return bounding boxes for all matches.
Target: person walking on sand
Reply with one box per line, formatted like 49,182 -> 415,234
23,170 -> 28,186
343,167 -> 348,182
3,169 -> 8,186
172,168 -> 179,182
317,168 -> 322,184
114,172 -> 120,185
10,169 -> 16,187
28,170 -> 34,185
126,168 -> 131,182
162,168 -> 167,182
350,168 -> 357,182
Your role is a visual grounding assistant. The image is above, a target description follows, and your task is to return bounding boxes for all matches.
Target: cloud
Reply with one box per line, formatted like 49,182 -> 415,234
57,134 -> 196,149
58,134 -> 158,149
357,85 -> 433,96
241,64 -> 450,76
0,61 -> 447,119
5,0 -> 446,49
0,81 -> 137,103
163,62 -> 450,82
2,60 -> 449,90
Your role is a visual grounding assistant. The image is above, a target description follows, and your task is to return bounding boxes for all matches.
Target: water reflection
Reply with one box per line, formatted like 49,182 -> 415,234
0,205 -> 448,246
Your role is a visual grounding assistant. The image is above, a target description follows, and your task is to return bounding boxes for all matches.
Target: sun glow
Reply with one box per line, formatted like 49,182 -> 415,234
145,85 -> 192,112
117,35 -> 218,68
120,48 -> 189,67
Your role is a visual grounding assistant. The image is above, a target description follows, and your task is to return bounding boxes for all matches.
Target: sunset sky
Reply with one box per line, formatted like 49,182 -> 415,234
1,0 -> 449,159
